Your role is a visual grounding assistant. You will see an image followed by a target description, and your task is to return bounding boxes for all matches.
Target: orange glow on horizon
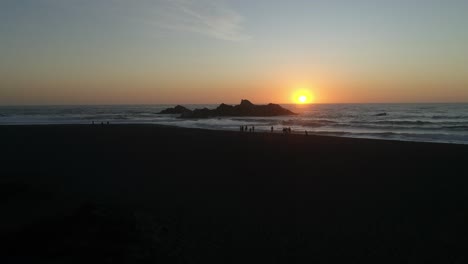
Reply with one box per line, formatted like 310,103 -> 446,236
292,88 -> 314,104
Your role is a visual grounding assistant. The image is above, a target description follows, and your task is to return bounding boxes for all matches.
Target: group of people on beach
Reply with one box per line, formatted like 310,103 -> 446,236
240,125 -> 255,132
277,126 -> 308,136
239,125 -> 308,135
92,121 -> 110,125
283,127 -> 292,134
239,125 -> 297,134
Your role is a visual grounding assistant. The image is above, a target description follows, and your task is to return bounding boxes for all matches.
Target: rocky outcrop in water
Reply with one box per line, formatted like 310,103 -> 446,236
159,100 -> 296,118
158,105 -> 191,114
375,113 -> 388,116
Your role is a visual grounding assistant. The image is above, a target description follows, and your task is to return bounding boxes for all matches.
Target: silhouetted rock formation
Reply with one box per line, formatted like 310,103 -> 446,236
185,108 -> 213,118
183,99 -> 296,118
158,105 -> 191,114
159,100 -> 296,118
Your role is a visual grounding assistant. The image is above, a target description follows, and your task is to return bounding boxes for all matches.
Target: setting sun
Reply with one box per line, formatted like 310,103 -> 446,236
292,89 -> 314,104
298,95 -> 307,103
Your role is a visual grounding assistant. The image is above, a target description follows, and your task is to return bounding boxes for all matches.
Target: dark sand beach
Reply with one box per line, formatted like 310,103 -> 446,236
2,124 -> 468,263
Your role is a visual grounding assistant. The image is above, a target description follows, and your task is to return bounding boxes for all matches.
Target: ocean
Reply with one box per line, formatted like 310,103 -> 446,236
1,103 -> 468,144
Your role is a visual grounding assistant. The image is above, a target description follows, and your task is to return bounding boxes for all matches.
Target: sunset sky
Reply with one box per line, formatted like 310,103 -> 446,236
1,0 -> 468,105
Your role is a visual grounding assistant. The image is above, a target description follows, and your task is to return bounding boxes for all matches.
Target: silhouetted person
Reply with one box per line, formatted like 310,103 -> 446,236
288,127 -> 292,134
252,126 -> 255,132
271,126 -> 274,133
305,130 -> 308,136
240,125 -> 243,132
92,121 -> 95,125
107,121 -> 109,125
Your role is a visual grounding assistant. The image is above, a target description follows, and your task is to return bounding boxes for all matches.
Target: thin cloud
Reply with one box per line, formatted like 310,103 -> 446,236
40,0 -> 251,42
151,0 -> 251,42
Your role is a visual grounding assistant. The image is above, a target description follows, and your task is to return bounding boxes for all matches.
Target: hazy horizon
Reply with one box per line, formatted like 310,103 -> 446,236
2,101 -> 468,107
2,0 -> 468,105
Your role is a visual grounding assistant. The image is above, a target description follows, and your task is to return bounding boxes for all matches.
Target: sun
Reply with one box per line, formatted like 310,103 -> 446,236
298,95 -> 307,103
292,89 -> 314,104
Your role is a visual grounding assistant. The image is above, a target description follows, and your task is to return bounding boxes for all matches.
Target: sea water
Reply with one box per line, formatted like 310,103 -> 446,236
1,103 -> 468,144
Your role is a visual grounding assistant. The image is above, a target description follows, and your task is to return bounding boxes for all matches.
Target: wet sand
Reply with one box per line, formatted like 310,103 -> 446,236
2,124 -> 468,263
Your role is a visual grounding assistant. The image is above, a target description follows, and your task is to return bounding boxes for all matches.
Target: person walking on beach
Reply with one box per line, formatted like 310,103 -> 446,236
252,126 -> 255,132
271,126 -> 274,133
305,130 -> 308,136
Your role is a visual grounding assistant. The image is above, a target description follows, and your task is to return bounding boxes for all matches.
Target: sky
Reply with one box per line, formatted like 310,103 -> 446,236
1,0 -> 468,105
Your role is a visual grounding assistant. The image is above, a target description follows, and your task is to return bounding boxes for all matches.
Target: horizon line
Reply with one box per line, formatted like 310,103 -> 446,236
1,101 -> 468,107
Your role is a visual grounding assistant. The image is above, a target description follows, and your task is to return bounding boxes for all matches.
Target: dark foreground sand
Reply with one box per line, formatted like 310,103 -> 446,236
2,124 -> 468,263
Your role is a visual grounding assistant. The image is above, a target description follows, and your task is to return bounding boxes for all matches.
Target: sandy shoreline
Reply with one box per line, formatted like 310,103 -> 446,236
2,124 -> 468,262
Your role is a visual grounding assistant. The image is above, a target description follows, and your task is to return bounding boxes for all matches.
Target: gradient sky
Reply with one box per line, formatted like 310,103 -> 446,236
1,0 -> 468,105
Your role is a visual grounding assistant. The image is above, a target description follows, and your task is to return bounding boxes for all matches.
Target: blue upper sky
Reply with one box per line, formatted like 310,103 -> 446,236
1,0 -> 468,104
